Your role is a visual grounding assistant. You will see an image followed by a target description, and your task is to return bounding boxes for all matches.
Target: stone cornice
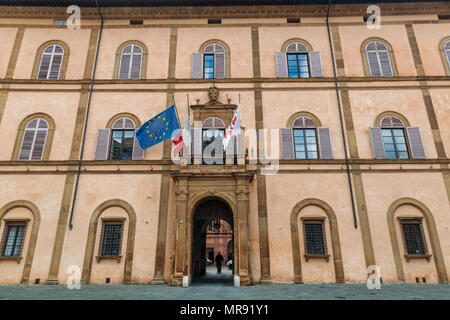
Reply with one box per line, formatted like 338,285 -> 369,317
0,2 -> 449,19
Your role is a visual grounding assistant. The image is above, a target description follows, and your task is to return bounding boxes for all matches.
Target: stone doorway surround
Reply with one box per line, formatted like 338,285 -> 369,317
169,170 -> 255,287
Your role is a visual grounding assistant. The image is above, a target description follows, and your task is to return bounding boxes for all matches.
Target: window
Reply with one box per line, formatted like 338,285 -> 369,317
202,117 -> 225,164
203,43 -> 225,79
400,219 -> 428,256
365,40 -> 393,77
1,222 -> 26,257
118,44 -> 143,79
380,116 -> 408,159
293,116 -> 318,159
18,118 -> 49,161
445,40 -> 450,69
302,219 -> 327,255
109,117 -> 136,160
37,44 -> 64,80
99,221 -> 124,257
286,42 -> 310,78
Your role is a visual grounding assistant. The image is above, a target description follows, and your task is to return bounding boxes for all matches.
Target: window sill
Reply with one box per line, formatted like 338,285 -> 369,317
96,255 -> 122,263
0,256 -> 22,264
304,254 -> 330,262
405,254 -> 431,262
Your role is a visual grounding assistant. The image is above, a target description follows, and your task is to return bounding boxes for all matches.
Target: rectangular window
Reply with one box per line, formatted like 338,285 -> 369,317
1,223 -> 26,257
400,219 -> 427,255
99,221 -> 124,257
109,130 -> 135,160
203,54 -> 215,79
293,129 -> 318,159
303,219 -> 327,255
381,128 -> 409,159
287,53 -> 310,78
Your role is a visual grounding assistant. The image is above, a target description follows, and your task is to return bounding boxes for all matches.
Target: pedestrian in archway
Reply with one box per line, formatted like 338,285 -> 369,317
215,252 -> 224,274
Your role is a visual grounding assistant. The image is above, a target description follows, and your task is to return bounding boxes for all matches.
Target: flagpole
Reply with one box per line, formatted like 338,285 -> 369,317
172,94 -> 181,128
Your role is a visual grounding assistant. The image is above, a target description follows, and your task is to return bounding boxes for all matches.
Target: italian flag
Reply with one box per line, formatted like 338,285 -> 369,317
172,104 -> 191,154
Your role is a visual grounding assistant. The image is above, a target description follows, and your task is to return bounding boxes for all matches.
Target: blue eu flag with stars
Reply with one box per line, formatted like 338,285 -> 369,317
136,105 -> 180,150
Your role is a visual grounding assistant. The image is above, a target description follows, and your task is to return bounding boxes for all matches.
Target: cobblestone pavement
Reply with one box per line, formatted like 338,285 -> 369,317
0,281 -> 448,300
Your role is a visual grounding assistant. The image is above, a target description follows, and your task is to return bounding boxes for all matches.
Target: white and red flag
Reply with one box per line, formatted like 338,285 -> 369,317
223,105 -> 241,151
171,100 -> 191,154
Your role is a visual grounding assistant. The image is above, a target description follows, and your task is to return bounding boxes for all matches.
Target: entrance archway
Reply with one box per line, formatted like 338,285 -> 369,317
191,199 -> 234,285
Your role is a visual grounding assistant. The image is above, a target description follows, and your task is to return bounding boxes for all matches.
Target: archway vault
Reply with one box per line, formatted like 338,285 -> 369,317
169,172 -> 255,286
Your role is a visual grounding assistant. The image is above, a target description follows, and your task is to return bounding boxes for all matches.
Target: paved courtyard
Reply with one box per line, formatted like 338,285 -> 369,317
0,277 -> 448,300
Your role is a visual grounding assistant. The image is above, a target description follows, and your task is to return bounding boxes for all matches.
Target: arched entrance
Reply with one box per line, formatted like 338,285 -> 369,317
191,199 -> 234,285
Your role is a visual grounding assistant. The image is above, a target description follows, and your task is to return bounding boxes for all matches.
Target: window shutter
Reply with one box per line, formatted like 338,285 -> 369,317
192,53 -> 203,79
406,127 -> 426,159
94,129 -> 111,160
130,54 -> 142,79
48,55 -> 62,79
369,127 -> 386,159
37,55 -> 51,79
18,130 -> 35,160
132,136 -> 144,160
191,127 -> 202,157
378,51 -> 393,76
280,128 -> 294,160
30,130 -> 47,160
118,54 -> 131,79
318,127 -> 333,159
214,53 -> 225,79
309,51 -> 323,77
367,52 -> 381,77
275,52 -> 288,78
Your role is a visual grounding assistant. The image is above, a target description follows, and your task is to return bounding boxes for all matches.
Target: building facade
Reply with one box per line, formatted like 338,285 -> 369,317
0,0 -> 449,286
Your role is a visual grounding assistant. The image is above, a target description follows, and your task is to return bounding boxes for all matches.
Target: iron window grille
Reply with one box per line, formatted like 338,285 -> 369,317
399,218 -> 428,256
302,219 -> 328,256
98,220 -> 124,257
1,221 -> 28,257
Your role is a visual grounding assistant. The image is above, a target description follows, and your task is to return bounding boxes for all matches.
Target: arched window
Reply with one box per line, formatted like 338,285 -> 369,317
18,118 -> 49,160
37,44 -> 64,80
286,42 -> 310,78
192,42 -> 227,79
440,38 -> 450,75
118,44 -> 143,79
379,116 -> 408,159
202,117 -> 225,163
365,40 -> 393,77
445,40 -> 450,67
292,116 -> 318,159
109,117 -> 136,160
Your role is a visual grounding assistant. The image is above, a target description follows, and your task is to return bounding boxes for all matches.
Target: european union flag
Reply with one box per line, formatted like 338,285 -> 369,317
136,105 -> 180,150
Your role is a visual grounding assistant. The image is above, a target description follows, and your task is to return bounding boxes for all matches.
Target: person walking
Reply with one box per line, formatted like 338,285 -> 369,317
215,252 -> 224,274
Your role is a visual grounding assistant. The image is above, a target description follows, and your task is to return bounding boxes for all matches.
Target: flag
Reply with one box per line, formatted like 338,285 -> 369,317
136,104 -> 180,150
223,106 -> 241,151
172,115 -> 191,154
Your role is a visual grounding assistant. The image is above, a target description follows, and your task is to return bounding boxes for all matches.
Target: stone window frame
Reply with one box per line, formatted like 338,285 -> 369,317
113,40 -> 148,80
31,40 -> 70,80
0,219 -> 30,263
360,37 -> 399,77
106,113 -> 141,161
300,217 -> 330,262
438,36 -> 450,76
11,113 -> 56,161
374,112 -> 412,160
281,38 -> 314,79
199,39 -> 231,78
96,217 -> 126,263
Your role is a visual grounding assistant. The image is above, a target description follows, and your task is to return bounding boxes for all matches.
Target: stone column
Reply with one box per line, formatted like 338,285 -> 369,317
169,175 -> 189,286
235,173 -> 251,286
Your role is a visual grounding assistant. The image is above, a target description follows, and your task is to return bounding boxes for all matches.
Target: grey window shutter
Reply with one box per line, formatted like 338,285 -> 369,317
369,127 -> 386,159
214,53 -> 225,79
406,127 -> 426,159
31,130 -> 47,160
191,128 -> 202,157
37,55 -> 51,79
94,128 -> 111,160
132,136 -> 144,160
275,52 -> 288,78
130,54 -> 142,79
280,128 -> 294,160
367,52 -> 381,77
18,130 -> 35,160
379,51 -> 393,76
318,127 -> 333,159
309,51 -> 323,77
118,54 -> 131,79
48,55 -> 62,80
192,53 -> 203,79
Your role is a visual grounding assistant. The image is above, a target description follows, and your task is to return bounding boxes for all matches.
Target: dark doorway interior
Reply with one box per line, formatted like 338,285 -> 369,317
192,199 -> 234,285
